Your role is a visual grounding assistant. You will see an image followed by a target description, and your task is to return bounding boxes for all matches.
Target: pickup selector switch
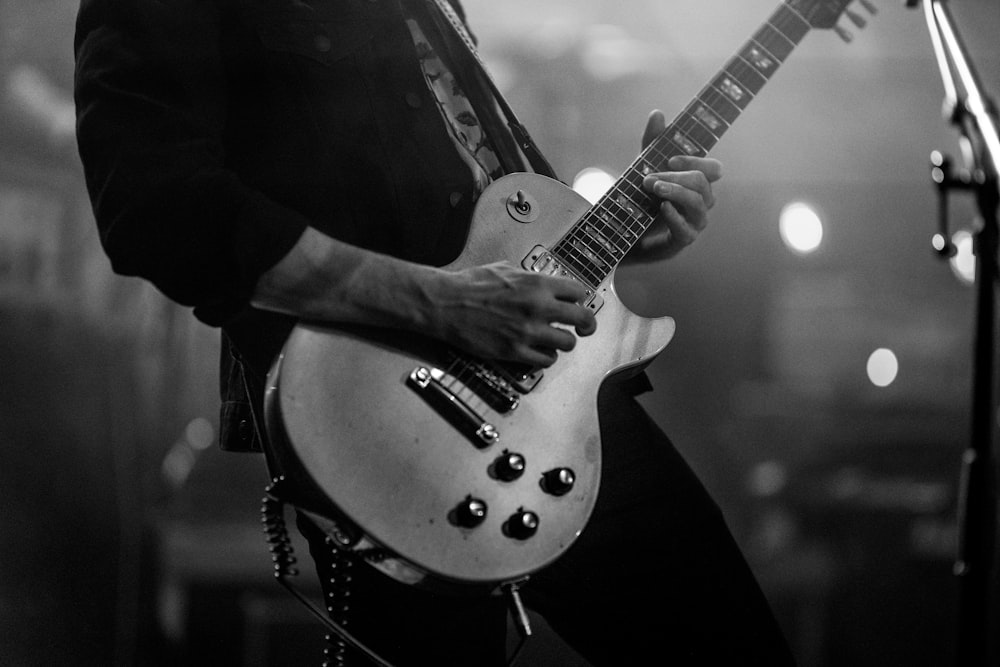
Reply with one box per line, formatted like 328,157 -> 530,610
493,451 -> 526,481
542,467 -> 576,496
454,496 -> 488,528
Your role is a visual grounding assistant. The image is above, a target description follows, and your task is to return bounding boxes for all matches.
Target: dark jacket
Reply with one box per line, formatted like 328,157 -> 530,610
75,0 -> 496,451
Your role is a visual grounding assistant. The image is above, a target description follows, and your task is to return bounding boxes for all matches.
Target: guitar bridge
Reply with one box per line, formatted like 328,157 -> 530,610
408,366 -> 499,448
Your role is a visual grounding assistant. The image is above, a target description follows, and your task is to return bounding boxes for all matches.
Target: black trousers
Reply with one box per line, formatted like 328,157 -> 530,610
299,382 -> 795,666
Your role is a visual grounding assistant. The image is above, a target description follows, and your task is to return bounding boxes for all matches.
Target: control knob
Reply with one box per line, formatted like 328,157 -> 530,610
506,509 -> 539,540
454,496 -> 488,528
541,467 -> 576,496
493,451 -> 526,482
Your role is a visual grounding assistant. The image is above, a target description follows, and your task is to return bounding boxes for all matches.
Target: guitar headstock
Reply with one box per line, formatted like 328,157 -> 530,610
788,0 -> 878,42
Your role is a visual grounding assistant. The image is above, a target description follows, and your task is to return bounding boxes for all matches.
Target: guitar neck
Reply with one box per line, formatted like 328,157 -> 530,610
551,1 -> 817,287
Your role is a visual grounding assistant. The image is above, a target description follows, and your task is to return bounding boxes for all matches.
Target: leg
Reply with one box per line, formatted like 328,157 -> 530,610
522,383 -> 796,665
298,513 -> 509,667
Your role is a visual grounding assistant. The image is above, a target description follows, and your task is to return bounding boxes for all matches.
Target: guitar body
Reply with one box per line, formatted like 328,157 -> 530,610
266,173 -> 675,588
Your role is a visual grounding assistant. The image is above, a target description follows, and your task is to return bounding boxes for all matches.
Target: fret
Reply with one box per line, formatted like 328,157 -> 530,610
556,204 -> 634,260
666,124 -> 708,157
601,208 -> 646,244
695,88 -> 741,124
611,182 -> 657,219
637,148 -> 673,176
580,221 -> 626,261
710,71 -> 753,110
565,230 -> 609,269
643,139 -> 679,171
565,243 -> 605,283
581,213 -> 629,257
770,4 -> 811,45
752,23 -> 795,61
553,240 -> 600,285
741,40 -> 780,78
593,207 -> 641,244
633,158 -> 657,178
617,171 -> 661,216
570,221 -> 619,263
723,57 -> 768,96
611,190 -> 649,225
596,196 -> 639,236
687,101 -> 729,135
618,166 -> 647,191
576,197 -> 651,281
601,197 -> 648,239
676,110 -> 721,147
611,170 -> 648,197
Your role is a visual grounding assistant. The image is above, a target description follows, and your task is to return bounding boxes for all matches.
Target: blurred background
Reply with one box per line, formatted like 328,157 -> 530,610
1,0 -> 997,665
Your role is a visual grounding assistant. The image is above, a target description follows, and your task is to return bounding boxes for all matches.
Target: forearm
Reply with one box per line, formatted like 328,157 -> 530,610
251,226 -> 441,333
252,226 -> 599,368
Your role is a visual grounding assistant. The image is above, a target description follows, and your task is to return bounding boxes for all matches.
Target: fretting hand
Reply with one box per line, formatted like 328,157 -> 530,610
630,109 -> 723,262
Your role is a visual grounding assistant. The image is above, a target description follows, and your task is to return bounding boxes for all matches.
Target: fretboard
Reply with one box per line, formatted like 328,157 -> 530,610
551,1 -> 816,287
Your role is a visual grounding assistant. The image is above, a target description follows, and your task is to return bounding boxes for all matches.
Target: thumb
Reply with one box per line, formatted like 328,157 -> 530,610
642,109 -> 666,150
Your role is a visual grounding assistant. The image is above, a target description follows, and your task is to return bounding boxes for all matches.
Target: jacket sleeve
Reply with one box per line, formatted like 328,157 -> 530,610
74,0 -> 309,326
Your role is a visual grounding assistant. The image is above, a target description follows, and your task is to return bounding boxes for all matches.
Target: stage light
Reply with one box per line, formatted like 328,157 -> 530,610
185,416 -> 215,451
779,202 -> 824,255
949,229 -> 975,285
867,348 -> 899,388
748,460 -> 788,497
572,167 -> 615,204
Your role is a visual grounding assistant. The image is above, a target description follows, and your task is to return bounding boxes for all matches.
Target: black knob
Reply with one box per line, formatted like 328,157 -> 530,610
454,496 -> 488,528
506,509 -> 539,540
493,451 -> 526,482
541,468 -> 576,496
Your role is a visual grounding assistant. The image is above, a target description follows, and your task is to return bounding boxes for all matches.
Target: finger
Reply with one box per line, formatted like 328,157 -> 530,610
650,180 -> 710,229
641,109 -> 666,149
546,300 -> 597,336
531,323 -> 578,353
645,170 -> 715,210
533,272 -> 589,302
515,344 -> 560,368
667,155 -> 723,182
659,201 -> 699,248
636,227 -> 676,260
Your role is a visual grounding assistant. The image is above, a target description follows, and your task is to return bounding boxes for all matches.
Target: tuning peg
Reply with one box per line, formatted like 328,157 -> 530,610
845,8 -> 867,28
834,25 -> 855,43
858,0 -> 878,14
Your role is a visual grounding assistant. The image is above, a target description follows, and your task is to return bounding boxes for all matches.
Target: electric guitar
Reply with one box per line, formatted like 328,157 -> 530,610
264,0 -> 875,591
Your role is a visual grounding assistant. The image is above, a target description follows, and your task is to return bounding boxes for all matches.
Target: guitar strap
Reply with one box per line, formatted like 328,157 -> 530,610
420,0 -> 559,180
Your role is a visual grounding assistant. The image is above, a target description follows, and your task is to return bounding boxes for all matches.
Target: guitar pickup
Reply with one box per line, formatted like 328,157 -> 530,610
496,362 -> 543,394
521,245 -> 604,314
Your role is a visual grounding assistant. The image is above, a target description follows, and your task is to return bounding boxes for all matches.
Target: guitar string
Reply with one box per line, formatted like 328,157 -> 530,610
442,353 -> 497,419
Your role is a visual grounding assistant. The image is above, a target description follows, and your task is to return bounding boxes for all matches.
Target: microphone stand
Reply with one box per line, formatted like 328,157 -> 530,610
909,1 -> 1000,666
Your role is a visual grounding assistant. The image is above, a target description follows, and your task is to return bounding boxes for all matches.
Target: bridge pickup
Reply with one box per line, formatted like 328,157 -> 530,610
496,362 -> 544,394
408,367 -> 499,447
521,245 -> 605,314
461,363 -> 520,413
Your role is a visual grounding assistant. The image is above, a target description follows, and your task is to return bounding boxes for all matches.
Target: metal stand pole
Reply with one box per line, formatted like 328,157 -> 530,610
911,1 -> 1000,665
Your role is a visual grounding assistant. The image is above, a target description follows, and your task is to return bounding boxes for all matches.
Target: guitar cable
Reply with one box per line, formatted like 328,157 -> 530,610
262,478 -> 535,666
260,479 -> 394,667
